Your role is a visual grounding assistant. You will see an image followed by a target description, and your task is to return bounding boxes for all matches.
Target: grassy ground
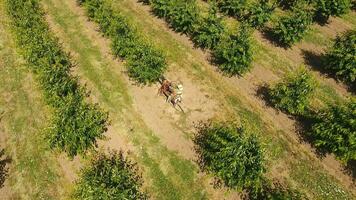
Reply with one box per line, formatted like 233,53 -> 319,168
0,0 -> 70,198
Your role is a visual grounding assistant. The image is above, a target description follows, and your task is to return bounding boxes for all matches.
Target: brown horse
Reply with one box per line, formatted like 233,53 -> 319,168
158,79 -> 183,108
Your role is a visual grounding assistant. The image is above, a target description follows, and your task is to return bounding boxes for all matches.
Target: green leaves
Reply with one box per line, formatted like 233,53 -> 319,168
6,0 -> 108,157
217,0 -> 248,18
191,3 -> 225,49
194,121 -> 265,190
324,30 -> 356,87
244,0 -> 275,29
272,6 -> 313,46
80,0 -> 167,84
311,98 -> 356,163
315,0 -> 352,22
213,26 -> 253,76
150,0 -> 199,34
268,67 -> 317,115
217,0 -> 275,29
74,151 -> 148,200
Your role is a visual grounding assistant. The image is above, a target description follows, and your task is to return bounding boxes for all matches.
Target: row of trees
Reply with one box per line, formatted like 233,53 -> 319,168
78,0 -> 167,84
272,0 -> 352,47
194,121 -> 305,199
6,0 -> 109,157
142,0 -> 253,76
206,1 -> 355,88
266,66 -> 355,163
215,0 -> 276,29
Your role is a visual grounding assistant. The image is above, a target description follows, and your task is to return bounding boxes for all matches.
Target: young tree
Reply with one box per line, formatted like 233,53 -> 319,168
194,121 -> 265,190
217,0 -> 248,18
272,6 -> 313,46
244,0 -> 276,29
213,25 -> 253,75
277,0 -> 310,10
74,151 -> 148,200
165,0 -> 200,34
192,3 -> 225,49
324,30 -> 355,86
315,0 -> 351,23
311,98 -> 356,163
268,67 -> 317,115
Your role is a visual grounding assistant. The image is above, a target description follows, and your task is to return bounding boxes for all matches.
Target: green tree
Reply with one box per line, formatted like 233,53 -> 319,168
217,0 -> 248,18
311,98 -> 356,163
315,0 -> 351,23
244,0 -> 276,29
74,151 -> 148,200
192,3 -> 225,49
213,26 -> 253,75
277,0 -> 310,10
324,30 -> 356,86
268,67 -> 317,115
194,121 -> 265,190
150,0 -> 200,34
272,6 -> 313,46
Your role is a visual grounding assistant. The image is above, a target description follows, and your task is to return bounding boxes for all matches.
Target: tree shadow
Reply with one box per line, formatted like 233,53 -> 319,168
301,50 -> 332,77
293,111 -> 329,158
0,149 -> 11,188
256,84 -> 273,107
243,179 -> 307,200
344,160 -> 356,181
302,50 -> 356,93
260,27 -> 289,49
256,83 -> 329,158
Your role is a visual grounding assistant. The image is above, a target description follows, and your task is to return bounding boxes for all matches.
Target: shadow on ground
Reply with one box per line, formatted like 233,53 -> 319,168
0,148 -> 11,188
302,49 -> 356,93
260,27 -> 290,49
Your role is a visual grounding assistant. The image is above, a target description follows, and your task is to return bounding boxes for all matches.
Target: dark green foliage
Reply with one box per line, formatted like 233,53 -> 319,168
194,121 -> 264,190
311,98 -> 356,163
277,0 -> 310,10
6,0 -> 108,157
50,99 -> 108,157
79,0 -> 167,84
315,0 -> 351,22
191,4 -> 225,49
268,67 -> 316,115
74,151 -> 148,200
216,0 -> 248,18
216,0 -> 275,28
149,0 -> 200,34
244,0 -> 275,29
272,6 -> 313,46
213,26 -> 253,75
324,30 -> 356,86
